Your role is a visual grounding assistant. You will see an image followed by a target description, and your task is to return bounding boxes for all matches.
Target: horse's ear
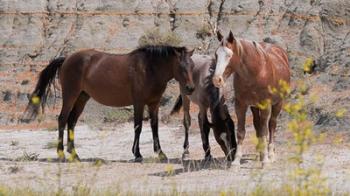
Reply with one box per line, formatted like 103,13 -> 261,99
217,30 -> 223,42
174,49 -> 181,57
227,30 -> 235,44
187,48 -> 195,56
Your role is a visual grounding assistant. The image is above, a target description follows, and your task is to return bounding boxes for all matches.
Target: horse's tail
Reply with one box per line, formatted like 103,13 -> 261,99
170,94 -> 183,115
21,57 -> 65,122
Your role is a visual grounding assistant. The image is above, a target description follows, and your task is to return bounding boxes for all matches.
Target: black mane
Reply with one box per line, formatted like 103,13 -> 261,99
131,45 -> 187,57
204,58 -> 222,109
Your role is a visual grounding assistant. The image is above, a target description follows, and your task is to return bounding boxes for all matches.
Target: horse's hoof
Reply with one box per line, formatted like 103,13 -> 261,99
182,151 -> 190,160
232,159 -> 240,166
268,152 -> 276,163
182,154 -> 190,161
225,160 -> 232,169
262,157 -> 271,167
57,150 -> 66,162
68,154 -> 81,162
204,154 -> 213,162
158,151 -> 168,162
134,156 -> 143,163
67,149 -> 80,162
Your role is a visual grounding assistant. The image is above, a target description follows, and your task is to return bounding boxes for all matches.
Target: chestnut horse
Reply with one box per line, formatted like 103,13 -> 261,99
212,31 -> 290,164
170,54 -> 236,162
23,45 -> 195,162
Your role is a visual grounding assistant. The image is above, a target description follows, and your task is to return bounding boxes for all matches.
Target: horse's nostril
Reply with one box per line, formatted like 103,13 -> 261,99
213,76 -> 224,87
186,85 -> 195,93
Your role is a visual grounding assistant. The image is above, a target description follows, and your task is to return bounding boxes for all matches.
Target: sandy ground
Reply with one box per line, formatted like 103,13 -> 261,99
0,122 -> 349,194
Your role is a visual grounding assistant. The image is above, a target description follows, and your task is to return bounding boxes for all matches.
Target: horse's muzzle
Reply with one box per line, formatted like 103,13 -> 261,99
212,76 -> 224,88
185,84 -> 195,95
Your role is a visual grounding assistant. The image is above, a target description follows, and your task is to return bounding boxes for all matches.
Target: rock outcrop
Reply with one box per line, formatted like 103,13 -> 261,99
0,0 -> 349,130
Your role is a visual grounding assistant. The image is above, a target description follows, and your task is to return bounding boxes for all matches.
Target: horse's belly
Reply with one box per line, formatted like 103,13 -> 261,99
236,87 -> 282,106
188,87 -> 210,109
84,84 -> 133,107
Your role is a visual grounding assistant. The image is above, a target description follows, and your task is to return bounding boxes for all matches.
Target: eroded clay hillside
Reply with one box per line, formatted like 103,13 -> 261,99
0,0 -> 349,131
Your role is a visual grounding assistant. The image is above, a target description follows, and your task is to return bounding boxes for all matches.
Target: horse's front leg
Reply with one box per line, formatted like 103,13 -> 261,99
182,95 -> 191,160
233,99 -> 248,165
257,105 -> 272,164
198,108 -> 212,161
132,104 -> 144,162
148,102 -> 168,162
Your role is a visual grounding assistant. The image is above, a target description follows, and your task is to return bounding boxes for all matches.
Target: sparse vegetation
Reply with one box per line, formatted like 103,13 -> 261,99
44,141 -> 58,149
283,78 -> 330,195
8,165 -> 20,174
10,141 -> 18,146
103,108 -> 133,123
196,24 -> 212,40
15,151 -> 39,161
138,28 -> 182,47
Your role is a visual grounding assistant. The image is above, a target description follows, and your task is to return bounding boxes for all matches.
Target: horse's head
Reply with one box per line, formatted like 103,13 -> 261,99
210,97 -> 237,162
173,48 -> 195,95
212,30 -> 241,88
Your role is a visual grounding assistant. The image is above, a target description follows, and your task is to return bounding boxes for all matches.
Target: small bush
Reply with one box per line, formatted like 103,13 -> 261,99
15,151 -> 39,161
10,141 -> 18,146
44,141 -> 58,149
103,108 -> 133,123
138,29 -> 182,47
196,24 -> 212,40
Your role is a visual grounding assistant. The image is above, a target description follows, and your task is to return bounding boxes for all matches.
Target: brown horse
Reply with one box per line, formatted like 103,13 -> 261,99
23,45 -> 195,162
170,54 -> 236,162
212,31 -> 290,164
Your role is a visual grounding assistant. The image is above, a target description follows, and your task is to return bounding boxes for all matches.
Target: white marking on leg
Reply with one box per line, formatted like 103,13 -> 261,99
268,143 -> 275,162
220,132 -> 229,149
232,144 -> 242,166
258,137 -> 270,163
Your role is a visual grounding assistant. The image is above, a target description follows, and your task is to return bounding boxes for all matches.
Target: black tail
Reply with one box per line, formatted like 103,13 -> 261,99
21,57 -> 65,122
170,95 -> 183,115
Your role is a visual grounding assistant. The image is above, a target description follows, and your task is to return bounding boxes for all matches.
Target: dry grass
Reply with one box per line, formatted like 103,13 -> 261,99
15,151 -> 39,161
138,28 -> 182,47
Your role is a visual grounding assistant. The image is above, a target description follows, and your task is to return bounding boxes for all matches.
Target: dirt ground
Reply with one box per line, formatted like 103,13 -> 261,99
0,121 -> 349,194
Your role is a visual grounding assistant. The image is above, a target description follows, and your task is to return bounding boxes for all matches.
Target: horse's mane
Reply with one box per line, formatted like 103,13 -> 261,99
131,45 -> 186,57
205,58 -> 221,109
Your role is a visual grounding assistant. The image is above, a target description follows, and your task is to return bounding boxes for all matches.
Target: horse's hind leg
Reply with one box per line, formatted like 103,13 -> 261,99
148,101 -> 167,162
251,107 -> 260,133
182,95 -> 191,159
57,91 -> 80,161
66,92 -> 90,161
268,101 -> 282,162
132,103 -> 144,162
251,106 -> 261,160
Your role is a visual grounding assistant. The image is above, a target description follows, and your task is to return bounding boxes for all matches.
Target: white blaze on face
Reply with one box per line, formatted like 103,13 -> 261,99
214,46 -> 233,80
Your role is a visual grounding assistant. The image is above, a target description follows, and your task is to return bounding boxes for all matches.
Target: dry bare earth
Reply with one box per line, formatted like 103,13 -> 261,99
0,121 -> 349,194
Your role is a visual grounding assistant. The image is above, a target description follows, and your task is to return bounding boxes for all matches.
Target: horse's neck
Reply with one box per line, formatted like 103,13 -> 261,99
149,59 -> 174,83
234,41 -> 267,80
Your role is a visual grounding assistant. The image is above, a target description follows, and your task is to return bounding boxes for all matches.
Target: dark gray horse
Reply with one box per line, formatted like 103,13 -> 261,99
171,54 -> 237,162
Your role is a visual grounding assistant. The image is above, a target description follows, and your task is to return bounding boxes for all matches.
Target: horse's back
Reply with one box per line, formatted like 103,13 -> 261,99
188,54 -> 215,108
260,43 -> 288,66
260,42 -> 290,82
60,49 -> 133,106
191,54 -> 213,81
59,49 -> 98,88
